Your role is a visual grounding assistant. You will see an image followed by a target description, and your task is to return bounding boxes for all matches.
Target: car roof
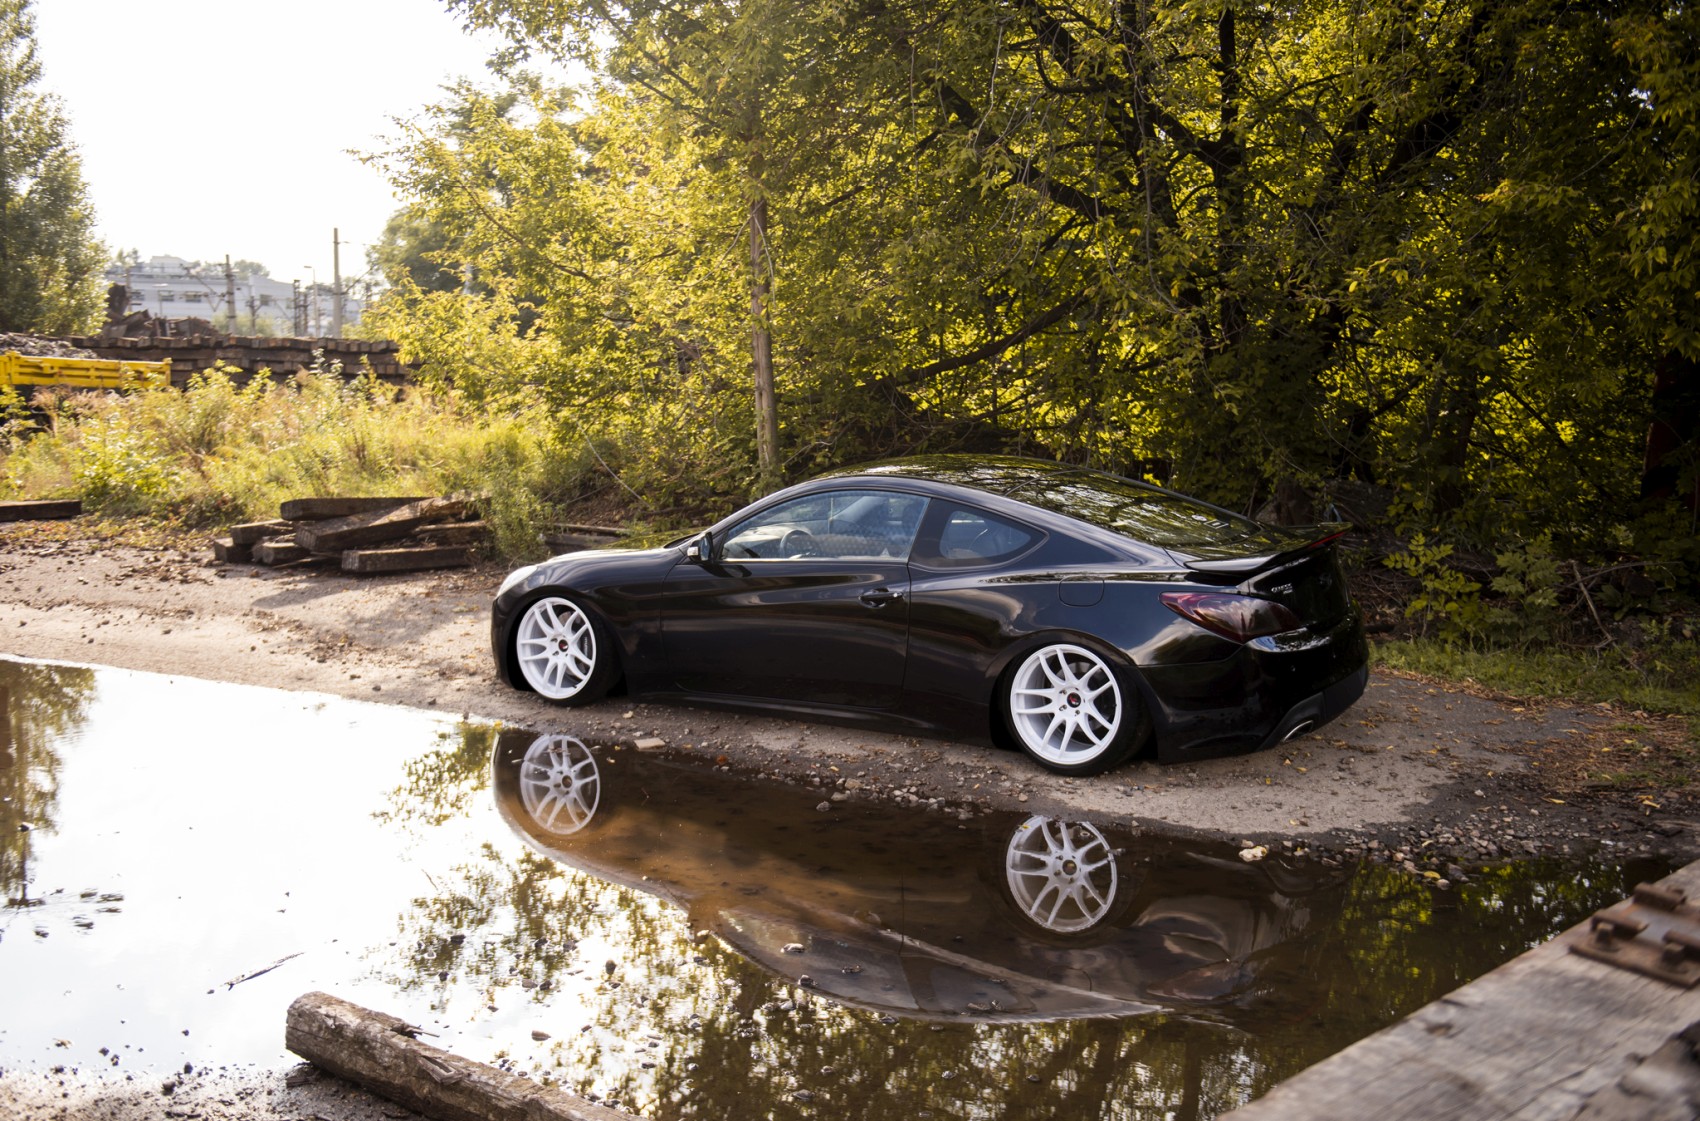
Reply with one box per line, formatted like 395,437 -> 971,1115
814,453 -> 1080,496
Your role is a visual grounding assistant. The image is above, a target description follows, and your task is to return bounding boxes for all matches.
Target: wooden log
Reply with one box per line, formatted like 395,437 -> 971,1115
412,521 -> 490,547
229,519 -> 293,545
285,991 -> 628,1121
341,545 -> 472,574
1221,858 -> 1700,1121
554,522 -> 626,537
0,498 -> 82,521
253,538 -> 312,565
296,497 -> 468,554
278,496 -> 428,521
211,538 -> 253,564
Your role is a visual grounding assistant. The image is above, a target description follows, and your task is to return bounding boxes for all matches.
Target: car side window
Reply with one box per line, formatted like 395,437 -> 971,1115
721,491 -> 928,561
912,504 -> 1041,568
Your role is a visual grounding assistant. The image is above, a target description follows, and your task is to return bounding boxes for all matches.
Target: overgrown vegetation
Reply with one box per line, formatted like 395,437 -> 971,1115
0,371 -> 616,561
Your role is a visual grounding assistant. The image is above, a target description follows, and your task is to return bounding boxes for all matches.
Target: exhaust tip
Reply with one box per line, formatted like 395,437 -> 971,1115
1282,720 -> 1315,742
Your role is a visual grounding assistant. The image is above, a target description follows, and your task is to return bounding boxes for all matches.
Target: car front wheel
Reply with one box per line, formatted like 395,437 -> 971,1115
1003,642 -> 1140,775
512,593 -> 619,703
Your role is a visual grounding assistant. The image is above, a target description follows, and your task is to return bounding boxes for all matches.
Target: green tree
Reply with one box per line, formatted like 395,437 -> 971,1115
373,0 -> 1697,569
0,0 -> 103,335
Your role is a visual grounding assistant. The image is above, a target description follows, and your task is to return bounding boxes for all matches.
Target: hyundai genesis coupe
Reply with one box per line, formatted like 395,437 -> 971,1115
491,455 -> 1368,775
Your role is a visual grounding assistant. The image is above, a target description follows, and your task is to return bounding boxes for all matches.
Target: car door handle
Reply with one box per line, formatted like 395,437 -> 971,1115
859,587 -> 904,607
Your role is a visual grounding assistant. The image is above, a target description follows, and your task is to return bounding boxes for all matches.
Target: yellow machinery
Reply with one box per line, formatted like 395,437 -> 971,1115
0,351 -> 171,391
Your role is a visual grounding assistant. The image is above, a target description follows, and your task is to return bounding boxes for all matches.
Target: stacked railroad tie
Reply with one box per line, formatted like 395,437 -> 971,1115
211,496 -> 488,574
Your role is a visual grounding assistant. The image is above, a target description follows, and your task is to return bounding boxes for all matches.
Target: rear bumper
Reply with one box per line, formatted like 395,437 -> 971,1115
1139,608 -> 1369,763
1255,660 -> 1368,751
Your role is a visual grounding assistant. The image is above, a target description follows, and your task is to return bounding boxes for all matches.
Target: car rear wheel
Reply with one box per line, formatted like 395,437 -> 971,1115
1004,642 -> 1139,775
513,593 -> 619,703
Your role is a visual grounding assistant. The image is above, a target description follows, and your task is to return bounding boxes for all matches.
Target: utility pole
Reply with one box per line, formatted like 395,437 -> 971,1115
292,280 -> 302,336
331,229 -> 344,339
224,255 -> 237,336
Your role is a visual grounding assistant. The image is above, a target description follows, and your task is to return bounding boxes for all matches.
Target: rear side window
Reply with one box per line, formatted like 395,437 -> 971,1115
912,504 -> 1041,568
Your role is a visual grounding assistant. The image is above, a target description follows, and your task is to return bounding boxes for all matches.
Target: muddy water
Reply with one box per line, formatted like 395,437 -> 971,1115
0,657 -> 1671,1119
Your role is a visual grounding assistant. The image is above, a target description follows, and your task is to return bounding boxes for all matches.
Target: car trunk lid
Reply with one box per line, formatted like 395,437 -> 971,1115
1165,526 -> 1353,627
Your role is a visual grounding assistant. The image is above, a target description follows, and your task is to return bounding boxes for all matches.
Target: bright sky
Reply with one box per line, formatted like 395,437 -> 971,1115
32,0 -> 515,286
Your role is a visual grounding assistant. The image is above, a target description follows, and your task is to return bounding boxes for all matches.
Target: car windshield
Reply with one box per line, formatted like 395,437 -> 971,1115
1012,471 -> 1259,547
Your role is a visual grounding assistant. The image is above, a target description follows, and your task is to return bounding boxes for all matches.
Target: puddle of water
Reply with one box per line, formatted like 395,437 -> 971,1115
0,656 -> 1672,1118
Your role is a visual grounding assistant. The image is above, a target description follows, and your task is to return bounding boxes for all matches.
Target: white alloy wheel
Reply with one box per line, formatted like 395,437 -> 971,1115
515,596 -> 603,700
518,734 -> 602,835
1007,643 -> 1124,769
1004,816 -> 1120,933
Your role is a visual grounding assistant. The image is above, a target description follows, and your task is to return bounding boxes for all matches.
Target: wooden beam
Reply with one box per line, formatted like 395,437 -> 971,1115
295,498 -> 468,553
0,499 -> 82,521
211,538 -> 253,564
341,545 -> 472,574
253,538 -> 312,566
278,496 -> 428,521
413,520 -> 490,547
1221,858 -> 1700,1121
229,519 -> 293,545
285,991 -> 629,1121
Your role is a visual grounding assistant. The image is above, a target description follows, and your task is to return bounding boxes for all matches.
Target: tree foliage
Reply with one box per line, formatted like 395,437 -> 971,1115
366,0 -> 1699,568
0,0 -> 103,335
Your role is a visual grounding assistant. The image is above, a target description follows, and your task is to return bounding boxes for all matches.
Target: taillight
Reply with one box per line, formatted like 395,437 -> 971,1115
1161,592 -> 1301,643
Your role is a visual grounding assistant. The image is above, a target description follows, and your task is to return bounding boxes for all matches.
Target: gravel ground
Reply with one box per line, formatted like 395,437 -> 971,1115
2,524 -> 1696,1119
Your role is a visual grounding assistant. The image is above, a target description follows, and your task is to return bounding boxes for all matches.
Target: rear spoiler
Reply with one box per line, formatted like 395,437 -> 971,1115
1175,524 -> 1350,578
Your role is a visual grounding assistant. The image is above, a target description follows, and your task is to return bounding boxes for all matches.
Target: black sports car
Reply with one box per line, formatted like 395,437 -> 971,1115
491,455 -> 1368,775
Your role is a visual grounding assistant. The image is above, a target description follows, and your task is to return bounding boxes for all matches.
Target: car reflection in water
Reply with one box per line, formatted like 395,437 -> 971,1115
492,731 -> 1351,1024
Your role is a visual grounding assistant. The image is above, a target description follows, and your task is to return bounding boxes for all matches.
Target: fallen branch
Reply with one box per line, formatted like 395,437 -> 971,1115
1571,560 -> 1615,648
225,952 -> 302,990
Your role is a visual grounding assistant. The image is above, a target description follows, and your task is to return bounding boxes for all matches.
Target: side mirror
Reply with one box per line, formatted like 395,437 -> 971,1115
685,530 -> 713,564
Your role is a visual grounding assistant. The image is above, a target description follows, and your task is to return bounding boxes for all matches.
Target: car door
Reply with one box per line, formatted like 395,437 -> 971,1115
660,489 -> 928,707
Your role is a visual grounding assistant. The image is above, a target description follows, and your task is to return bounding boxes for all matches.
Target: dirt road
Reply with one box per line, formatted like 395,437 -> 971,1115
2,528 -> 1693,866
2,526 -> 1696,1121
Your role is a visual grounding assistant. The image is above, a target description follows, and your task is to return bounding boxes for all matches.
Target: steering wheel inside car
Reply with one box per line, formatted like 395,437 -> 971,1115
780,528 -> 822,558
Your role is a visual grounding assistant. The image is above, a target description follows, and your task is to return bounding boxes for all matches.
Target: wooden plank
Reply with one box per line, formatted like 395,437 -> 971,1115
0,498 -> 82,521
412,520 -> 490,547
253,538 -> 312,565
1222,859 -> 1700,1121
211,538 -> 253,564
229,519 -> 293,545
295,498 -> 468,554
278,496 -> 428,521
341,545 -> 472,574
285,991 -> 629,1121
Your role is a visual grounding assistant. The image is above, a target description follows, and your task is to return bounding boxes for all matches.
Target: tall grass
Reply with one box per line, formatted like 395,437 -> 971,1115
0,370 -> 595,560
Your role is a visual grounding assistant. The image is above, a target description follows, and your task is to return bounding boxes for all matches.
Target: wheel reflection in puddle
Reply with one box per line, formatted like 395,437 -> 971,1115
518,734 -> 601,835
1004,816 -> 1120,933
